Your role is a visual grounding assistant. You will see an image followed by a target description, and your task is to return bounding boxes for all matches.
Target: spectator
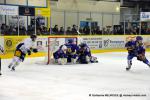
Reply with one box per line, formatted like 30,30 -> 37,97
72,24 -> 78,34
59,27 -> 64,35
79,27 -> 83,34
53,25 -> 59,34
102,27 -> 107,35
19,25 -> 26,35
1,24 -> 6,35
95,26 -> 102,35
66,27 -> 71,35
83,26 -> 90,35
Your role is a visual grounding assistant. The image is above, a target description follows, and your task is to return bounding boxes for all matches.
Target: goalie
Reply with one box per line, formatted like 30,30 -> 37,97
125,36 -> 150,71
65,39 -> 79,64
77,43 -> 98,64
8,34 -> 38,71
53,45 -> 68,65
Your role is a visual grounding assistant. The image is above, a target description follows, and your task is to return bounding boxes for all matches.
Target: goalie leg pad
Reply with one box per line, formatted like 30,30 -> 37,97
71,57 -> 78,64
86,56 -> 90,63
58,58 -> 67,65
78,55 -> 88,64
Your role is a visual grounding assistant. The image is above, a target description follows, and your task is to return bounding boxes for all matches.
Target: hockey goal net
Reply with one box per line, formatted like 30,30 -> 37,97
46,36 -> 78,64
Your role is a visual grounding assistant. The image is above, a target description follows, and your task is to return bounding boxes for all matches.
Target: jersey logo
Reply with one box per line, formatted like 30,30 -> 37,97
67,48 -> 72,53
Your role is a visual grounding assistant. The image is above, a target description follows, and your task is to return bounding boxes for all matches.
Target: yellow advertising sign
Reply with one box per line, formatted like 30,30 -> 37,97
35,8 -> 51,17
4,36 -> 27,53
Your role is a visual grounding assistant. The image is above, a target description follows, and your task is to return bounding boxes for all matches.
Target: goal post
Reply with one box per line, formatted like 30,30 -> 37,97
46,36 -> 78,64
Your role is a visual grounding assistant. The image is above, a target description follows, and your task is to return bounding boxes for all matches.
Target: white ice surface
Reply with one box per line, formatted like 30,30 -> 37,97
0,52 -> 150,100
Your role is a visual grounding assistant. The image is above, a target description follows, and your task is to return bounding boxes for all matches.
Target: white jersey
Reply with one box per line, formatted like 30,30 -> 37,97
18,38 -> 35,54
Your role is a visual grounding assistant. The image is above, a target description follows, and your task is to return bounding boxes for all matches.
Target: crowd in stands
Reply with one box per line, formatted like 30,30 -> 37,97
1,23 -> 150,35
0,23 -> 50,36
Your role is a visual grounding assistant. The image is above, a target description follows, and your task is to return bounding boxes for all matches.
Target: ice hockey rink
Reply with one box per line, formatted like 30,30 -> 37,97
0,52 -> 150,100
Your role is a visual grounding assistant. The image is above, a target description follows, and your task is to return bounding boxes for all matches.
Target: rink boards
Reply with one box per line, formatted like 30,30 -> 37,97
1,35 -> 150,59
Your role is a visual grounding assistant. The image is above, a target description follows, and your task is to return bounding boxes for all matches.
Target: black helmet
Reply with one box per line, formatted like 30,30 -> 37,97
30,34 -> 37,39
30,34 -> 37,41
136,36 -> 143,41
80,43 -> 87,48
68,39 -> 73,43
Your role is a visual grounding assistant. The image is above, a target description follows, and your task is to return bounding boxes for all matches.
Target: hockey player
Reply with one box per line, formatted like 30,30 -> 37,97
125,36 -> 150,71
77,43 -> 98,64
53,45 -> 68,65
65,39 -> 79,64
8,34 -> 38,71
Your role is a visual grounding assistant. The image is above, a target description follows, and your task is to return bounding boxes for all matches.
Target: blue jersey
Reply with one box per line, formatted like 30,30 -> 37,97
137,46 -> 145,54
125,41 -> 145,56
78,46 -> 91,57
65,43 -> 79,54
53,49 -> 67,59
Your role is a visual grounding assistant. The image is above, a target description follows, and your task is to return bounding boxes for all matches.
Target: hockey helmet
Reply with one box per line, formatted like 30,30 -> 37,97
68,39 -> 73,43
136,36 -> 143,41
80,43 -> 87,48
30,34 -> 37,41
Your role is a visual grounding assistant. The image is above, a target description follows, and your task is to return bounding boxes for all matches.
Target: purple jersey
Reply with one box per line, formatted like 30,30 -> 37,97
65,43 -> 79,54
78,46 -> 91,57
125,41 -> 145,55
53,49 -> 67,59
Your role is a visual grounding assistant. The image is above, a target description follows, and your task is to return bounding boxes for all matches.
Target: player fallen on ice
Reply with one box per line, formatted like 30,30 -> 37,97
53,45 -> 68,65
125,36 -> 150,71
8,34 -> 38,71
77,43 -> 98,64
65,39 -> 79,64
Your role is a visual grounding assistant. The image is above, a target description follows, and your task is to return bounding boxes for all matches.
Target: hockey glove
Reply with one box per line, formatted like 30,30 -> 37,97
32,48 -> 38,53
137,54 -> 146,61
27,50 -> 31,55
